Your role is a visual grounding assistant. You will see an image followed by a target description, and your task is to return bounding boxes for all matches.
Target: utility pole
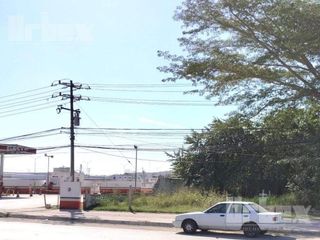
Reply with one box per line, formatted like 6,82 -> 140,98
134,145 -> 138,191
0,154 -> 3,198
44,154 -> 54,189
70,81 -> 75,181
52,79 -> 90,182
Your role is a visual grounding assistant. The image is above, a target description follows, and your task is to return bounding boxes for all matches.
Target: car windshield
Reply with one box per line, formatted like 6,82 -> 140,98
248,203 -> 268,213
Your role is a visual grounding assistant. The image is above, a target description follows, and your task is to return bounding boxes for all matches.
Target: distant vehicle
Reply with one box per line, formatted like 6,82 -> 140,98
173,201 -> 283,237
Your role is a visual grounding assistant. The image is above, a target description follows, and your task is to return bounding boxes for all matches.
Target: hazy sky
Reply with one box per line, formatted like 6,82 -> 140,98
0,0 -> 234,175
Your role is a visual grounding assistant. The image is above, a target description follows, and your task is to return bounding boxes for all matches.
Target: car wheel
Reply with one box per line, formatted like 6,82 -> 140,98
182,219 -> 197,234
243,222 -> 260,238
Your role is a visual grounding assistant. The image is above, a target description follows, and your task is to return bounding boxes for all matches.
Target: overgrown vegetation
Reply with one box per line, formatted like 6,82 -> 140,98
94,190 -> 224,213
93,190 -> 312,215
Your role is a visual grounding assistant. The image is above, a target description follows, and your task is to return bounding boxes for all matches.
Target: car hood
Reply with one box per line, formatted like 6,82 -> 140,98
175,212 -> 203,220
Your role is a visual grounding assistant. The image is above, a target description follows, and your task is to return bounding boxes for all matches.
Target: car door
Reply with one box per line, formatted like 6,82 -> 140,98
226,203 -> 251,230
197,203 -> 228,230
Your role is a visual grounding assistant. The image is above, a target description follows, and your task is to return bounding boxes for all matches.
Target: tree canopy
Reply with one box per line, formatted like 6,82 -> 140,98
169,106 -> 320,207
159,0 -> 320,115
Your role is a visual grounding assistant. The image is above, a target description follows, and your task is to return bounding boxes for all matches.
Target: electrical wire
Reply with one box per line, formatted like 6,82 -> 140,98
79,147 -> 169,163
0,128 -> 62,142
88,83 -> 193,88
89,96 -> 215,106
91,88 -> 191,93
0,99 -> 64,115
76,103 -> 133,165
0,102 -> 67,119
0,85 -> 68,119
0,86 -> 52,100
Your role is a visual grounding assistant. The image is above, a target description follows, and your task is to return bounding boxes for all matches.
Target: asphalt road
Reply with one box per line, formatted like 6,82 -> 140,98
0,194 -> 58,211
0,219 -> 318,240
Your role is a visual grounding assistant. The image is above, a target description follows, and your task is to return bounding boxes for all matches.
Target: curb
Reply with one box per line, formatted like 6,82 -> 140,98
1,212 -> 173,228
0,212 -> 9,217
270,229 -> 320,236
1,212 -> 319,236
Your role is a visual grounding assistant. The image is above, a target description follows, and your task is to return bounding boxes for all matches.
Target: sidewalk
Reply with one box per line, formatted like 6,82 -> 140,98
0,208 -> 175,227
0,207 -> 320,235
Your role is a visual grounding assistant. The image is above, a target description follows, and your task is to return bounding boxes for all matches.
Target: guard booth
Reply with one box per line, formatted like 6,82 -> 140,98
0,144 -> 37,197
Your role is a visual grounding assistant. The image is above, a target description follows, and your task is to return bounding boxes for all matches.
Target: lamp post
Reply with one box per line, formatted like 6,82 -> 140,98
44,154 -> 54,189
134,145 -> 138,191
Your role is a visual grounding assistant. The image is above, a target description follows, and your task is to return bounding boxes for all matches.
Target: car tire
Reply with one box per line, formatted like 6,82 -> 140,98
182,219 -> 197,234
260,230 -> 267,235
243,222 -> 260,238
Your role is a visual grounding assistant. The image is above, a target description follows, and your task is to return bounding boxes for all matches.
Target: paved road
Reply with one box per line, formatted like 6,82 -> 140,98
0,194 -> 58,211
0,219 -> 318,240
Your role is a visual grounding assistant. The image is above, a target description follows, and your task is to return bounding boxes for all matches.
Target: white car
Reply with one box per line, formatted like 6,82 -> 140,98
173,201 -> 283,237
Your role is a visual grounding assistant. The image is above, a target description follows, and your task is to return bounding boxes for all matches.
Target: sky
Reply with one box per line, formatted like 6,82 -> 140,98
0,0 -> 235,176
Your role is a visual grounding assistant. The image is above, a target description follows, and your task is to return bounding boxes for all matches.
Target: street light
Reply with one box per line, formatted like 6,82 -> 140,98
44,154 -> 54,189
134,145 -> 138,191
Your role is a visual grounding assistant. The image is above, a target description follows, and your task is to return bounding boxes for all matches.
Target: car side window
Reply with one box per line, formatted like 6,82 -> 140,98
242,205 -> 250,214
206,203 -> 228,214
229,204 -> 251,214
229,204 -> 242,214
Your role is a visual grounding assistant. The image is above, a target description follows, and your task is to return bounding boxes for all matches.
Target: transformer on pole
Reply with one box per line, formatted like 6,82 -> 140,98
52,79 -> 90,182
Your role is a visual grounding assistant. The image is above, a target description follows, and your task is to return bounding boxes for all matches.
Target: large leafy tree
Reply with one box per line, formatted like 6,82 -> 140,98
171,115 -> 286,196
171,106 -> 320,206
159,0 -> 320,115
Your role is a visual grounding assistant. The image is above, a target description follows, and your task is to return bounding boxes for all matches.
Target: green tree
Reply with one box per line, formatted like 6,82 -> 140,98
159,0 -> 320,115
171,106 -> 320,207
171,115 -> 282,196
261,106 -> 320,208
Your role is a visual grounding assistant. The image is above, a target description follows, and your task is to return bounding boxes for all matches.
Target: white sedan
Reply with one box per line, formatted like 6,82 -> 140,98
173,201 -> 283,237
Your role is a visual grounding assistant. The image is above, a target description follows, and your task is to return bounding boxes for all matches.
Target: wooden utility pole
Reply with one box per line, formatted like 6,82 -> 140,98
52,79 -> 90,181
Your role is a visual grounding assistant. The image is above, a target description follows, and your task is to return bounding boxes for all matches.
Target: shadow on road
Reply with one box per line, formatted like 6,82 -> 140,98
176,231 -> 298,240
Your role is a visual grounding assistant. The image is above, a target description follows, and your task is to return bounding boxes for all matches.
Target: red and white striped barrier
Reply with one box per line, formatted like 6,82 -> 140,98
60,181 -> 82,210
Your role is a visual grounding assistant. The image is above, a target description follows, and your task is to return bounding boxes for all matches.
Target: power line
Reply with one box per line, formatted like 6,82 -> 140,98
0,102 -> 68,119
91,88 -> 191,93
0,99 -> 65,115
75,145 -> 180,152
79,147 -> 168,163
0,87 -> 65,105
0,128 -> 62,142
75,127 -> 203,131
0,85 -> 68,119
76,103 -> 133,165
0,86 -> 52,100
88,83 -> 193,88
0,95 -> 50,109
36,144 -> 179,152
89,96 -> 215,106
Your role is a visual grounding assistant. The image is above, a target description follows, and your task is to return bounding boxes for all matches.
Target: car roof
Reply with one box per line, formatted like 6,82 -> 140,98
216,201 -> 254,205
